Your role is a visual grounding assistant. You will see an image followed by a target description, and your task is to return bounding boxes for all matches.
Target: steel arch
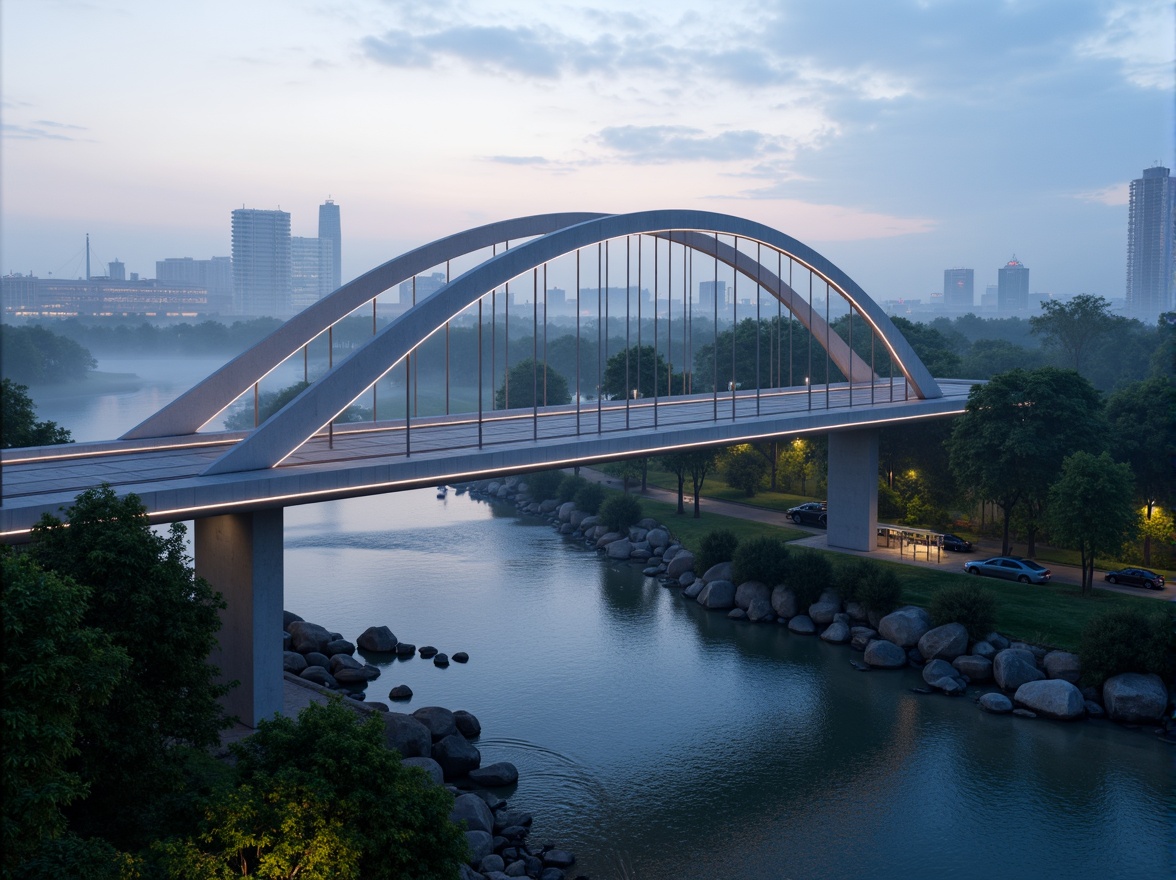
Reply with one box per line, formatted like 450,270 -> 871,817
203,210 -> 940,475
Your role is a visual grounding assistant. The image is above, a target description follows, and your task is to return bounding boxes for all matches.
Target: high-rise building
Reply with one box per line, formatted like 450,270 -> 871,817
997,257 -> 1029,314
291,236 -> 334,312
943,268 -> 974,312
318,199 -> 342,291
1126,165 -> 1175,320
698,280 -> 726,312
231,208 -> 291,316
399,271 -> 447,304
157,256 -> 233,313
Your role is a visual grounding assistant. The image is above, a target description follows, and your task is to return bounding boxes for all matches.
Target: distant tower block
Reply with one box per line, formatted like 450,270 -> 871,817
232,208 -> 291,317
997,257 -> 1029,314
1127,166 -> 1175,320
943,267 -> 973,312
319,199 -> 342,291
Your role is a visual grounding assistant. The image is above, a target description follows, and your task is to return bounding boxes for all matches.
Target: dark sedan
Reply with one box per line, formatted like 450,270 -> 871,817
963,556 -> 1051,584
786,502 -> 827,527
1104,568 -> 1166,590
942,534 -> 973,552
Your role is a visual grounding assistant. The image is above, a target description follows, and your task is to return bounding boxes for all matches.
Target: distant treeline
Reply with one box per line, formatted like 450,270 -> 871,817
1,324 -> 96,384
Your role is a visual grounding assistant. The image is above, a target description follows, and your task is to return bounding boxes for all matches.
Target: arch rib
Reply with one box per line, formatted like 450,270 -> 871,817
121,212 -> 607,440
205,210 -> 941,475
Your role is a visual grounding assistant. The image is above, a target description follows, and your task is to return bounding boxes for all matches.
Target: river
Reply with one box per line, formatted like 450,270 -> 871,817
24,357 -> 1176,879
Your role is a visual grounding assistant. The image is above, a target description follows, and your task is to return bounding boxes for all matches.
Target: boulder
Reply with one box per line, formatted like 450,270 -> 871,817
787,615 -> 816,635
850,626 -> 878,652
433,653 -> 450,667
628,526 -> 648,543
303,651 -> 330,670
1014,679 -> 1085,720
357,625 -> 398,652
701,562 -> 733,583
325,639 -> 356,656
413,706 -> 458,741
382,712 -> 432,758
569,510 -> 588,528
917,623 -> 969,662
388,684 -> 413,700
808,601 -> 840,626
465,830 -> 494,865
282,651 -> 307,674
1084,701 -> 1105,719
393,642 -> 415,656
1043,651 -> 1082,684
452,651 -> 469,663
697,580 -> 736,610
682,579 -> 706,599
432,733 -> 482,780
735,581 -> 771,610
454,710 -> 482,739
638,517 -> 661,530
952,654 -> 993,682
985,632 -> 1010,650
401,756 -> 444,785
863,639 -> 906,668
845,601 -> 868,622
330,653 -> 363,674
544,851 -> 576,869
993,649 -> 1045,691
646,528 -> 671,548
972,640 -> 996,660
557,501 -> 577,521
820,620 -> 851,644
539,498 -> 559,513
979,692 -> 1013,714
282,610 -> 304,628
287,620 -> 332,654
480,855 -> 506,875
595,531 -> 624,549
666,551 -> 696,578
419,646 -> 438,659
728,608 -> 748,620
299,666 -> 336,688
878,606 -> 933,648
747,595 -> 775,622
770,585 -> 798,619
333,665 -> 380,683
451,792 -> 494,834
469,762 -> 519,787
922,659 -> 966,694
678,572 -> 696,587
606,539 -> 633,559
1102,673 -> 1168,724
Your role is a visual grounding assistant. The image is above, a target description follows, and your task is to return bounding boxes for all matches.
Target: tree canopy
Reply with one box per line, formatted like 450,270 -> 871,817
601,344 -> 679,399
0,325 -> 96,384
947,367 -> 1103,555
1,379 -> 72,448
1029,294 -> 1117,374
495,358 -> 571,408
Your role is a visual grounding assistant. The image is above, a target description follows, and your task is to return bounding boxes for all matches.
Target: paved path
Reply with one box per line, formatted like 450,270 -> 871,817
581,468 -> 1172,602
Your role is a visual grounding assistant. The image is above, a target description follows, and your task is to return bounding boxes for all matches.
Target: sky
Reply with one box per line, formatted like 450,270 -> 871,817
2,0 -> 1172,305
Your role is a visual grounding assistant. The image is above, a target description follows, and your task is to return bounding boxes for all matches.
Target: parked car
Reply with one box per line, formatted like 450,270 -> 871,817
1103,568 -> 1166,590
786,502 -> 827,527
963,556 -> 1051,584
941,534 -> 973,552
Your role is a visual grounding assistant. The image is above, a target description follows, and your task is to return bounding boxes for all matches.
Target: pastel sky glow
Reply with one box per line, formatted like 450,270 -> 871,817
2,0 -> 1172,303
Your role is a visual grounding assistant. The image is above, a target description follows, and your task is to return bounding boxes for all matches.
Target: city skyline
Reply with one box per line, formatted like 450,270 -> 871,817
2,1 -> 1173,316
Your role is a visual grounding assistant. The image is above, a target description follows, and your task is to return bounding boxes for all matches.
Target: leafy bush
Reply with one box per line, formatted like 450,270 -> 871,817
525,469 -> 564,502
732,536 -> 791,585
696,529 -> 739,575
155,700 -> 467,880
787,550 -> 834,608
557,474 -> 587,503
929,582 -> 996,641
850,564 -> 903,616
573,482 -> 606,515
833,557 -> 875,603
1079,608 -> 1172,687
599,493 -> 642,533
723,445 -> 769,497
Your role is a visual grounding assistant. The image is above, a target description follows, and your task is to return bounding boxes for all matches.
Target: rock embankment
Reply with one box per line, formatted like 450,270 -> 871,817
460,474 -> 1174,735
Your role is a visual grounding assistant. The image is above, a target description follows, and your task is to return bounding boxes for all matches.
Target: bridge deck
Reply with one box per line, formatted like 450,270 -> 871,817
1,379 -> 975,539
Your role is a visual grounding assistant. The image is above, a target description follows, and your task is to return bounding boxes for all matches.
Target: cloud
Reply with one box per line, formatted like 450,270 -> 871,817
1075,0 -> 1175,89
2,121 -> 89,141
596,125 -> 788,163
1072,182 -> 1130,206
486,155 -> 552,165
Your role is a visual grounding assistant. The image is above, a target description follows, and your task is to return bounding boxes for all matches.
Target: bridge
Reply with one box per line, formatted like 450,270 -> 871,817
1,210 -> 976,725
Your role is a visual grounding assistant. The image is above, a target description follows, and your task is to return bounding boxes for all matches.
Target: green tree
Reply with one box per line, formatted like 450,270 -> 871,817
30,486 -> 231,847
948,367 -> 1103,555
685,449 -> 720,518
958,338 -> 1045,378
1,553 -> 129,874
600,344 -> 679,399
1047,452 -> 1137,596
156,700 -> 466,880
778,437 -> 819,495
1029,294 -> 1117,375
658,453 -> 693,514
723,444 -> 768,497
1105,376 -> 1176,565
224,381 -> 310,431
886,316 -> 963,377
0,325 -> 96,384
495,358 -> 571,409
1,379 -> 72,448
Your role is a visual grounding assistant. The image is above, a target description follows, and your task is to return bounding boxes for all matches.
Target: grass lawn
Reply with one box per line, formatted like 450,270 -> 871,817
643,466 -> 816,514
609,486 -> 1170,652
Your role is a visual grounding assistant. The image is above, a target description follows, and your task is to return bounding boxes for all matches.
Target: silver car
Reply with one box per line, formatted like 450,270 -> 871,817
963,556 -> 1051,584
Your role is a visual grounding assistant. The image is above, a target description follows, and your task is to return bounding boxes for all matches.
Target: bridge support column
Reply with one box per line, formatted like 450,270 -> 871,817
826,430 -> 878,552
195,509 -> 283,727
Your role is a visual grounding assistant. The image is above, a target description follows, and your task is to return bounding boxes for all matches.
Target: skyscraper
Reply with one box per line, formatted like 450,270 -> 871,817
291,236 -> 334,312
318,199 -> 342,291
1126,165 -> 1175,320
231,208 -> 291,316
943,268 -> 974,312
997,257 -> 1029,314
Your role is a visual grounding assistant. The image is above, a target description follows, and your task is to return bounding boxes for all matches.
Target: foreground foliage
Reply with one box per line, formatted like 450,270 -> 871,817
156,701 -> 467,880
929,582 -> 997,641
696,529 -> 739,575
731,535 -> 790,586
1078,608 -> 1172,688
1,379 -> 72,448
